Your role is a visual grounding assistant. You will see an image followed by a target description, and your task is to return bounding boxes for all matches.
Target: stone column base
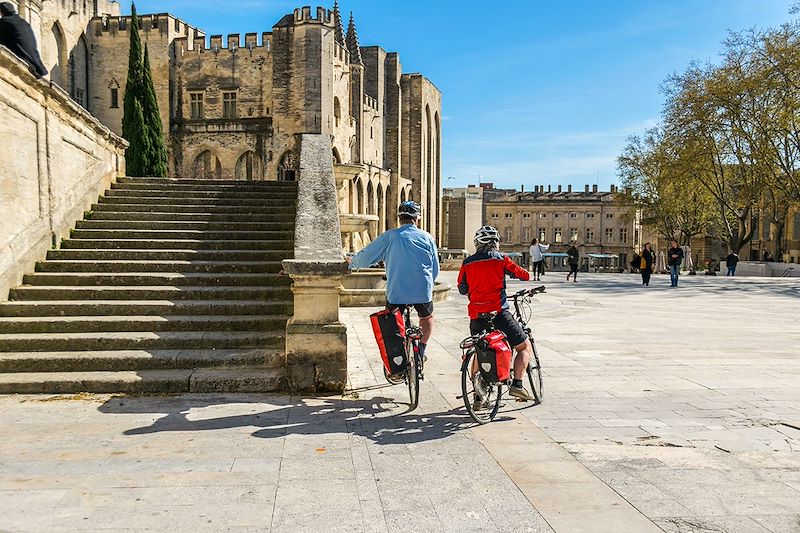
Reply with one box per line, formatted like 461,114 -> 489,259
285,322 -> 347,392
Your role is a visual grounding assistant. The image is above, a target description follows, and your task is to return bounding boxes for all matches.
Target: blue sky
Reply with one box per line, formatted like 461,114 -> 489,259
131,1 -> 795,190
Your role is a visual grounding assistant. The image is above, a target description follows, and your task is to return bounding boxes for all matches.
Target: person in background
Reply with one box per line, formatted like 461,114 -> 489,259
0,2 -> 48,78
529,238 -> 550,282
566,241 -> 580,283
668,239 -> 684,287
640,242 -> 654,286
726,251 -> 739,276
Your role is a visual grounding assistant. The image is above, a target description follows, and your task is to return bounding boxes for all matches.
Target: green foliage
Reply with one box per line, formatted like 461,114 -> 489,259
121,2 -> 167,177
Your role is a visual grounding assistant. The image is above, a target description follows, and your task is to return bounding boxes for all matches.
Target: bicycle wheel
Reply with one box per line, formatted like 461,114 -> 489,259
406,337 -> 420,409
526,338 -> 543,405
461,350 -> 502,424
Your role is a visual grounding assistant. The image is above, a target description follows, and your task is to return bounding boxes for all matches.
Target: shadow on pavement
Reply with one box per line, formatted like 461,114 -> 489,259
97,393 -> 474,445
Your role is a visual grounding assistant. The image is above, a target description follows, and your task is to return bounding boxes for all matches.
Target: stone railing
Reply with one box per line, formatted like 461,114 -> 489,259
282,134 -> 349,392
0,46 -> 128,300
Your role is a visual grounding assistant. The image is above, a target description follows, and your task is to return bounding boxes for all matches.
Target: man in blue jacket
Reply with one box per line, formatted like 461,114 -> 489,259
349,201 -> 440,360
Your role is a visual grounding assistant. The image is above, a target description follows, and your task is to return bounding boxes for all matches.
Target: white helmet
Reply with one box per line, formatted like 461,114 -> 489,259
474,225 -> 500,245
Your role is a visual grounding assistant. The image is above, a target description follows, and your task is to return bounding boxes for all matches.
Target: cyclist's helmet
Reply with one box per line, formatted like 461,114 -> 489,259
474,225 -> 500,245
398,201 -> 421,219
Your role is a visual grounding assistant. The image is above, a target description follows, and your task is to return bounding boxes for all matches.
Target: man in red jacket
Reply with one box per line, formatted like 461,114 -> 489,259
457,226 -> 535,402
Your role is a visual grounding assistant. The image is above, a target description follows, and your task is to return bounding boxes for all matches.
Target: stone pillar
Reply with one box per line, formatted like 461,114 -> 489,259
282,133 -> 348,392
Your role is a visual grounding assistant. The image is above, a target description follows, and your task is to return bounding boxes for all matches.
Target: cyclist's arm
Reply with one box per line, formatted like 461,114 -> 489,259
349,232 -> 390,270
457,264 -> 469,295
504,255 -> 530,281
430,238 -> 440,280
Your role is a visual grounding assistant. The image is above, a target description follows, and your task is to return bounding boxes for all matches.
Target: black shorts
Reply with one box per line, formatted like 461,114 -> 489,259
387,301 -> 434,319
469,309 -> 528,347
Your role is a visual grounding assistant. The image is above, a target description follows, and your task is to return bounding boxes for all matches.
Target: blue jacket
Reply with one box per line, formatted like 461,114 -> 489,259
349,224 -> 440,304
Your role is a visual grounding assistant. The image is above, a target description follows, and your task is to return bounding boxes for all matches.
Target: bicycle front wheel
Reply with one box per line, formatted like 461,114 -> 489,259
461,350 -> 502,424
406,338 -> 420,410
527,338 -> 543,405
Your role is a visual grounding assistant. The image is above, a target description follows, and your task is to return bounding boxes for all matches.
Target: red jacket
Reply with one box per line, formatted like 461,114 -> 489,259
457,251 -> 530,319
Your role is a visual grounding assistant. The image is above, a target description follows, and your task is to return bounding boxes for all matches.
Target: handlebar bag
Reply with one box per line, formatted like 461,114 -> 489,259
370,308 -> 407,374
476,330 -> 512,383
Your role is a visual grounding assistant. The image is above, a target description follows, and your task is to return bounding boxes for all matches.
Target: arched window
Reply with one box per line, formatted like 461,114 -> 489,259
277,151 -> 297,181
425,104 -> 433,233
235,151 -> 261,180
356,178 -> 364,214
367,181 -> 375,215
70,34 -> 89,109
47,23 -> 67,87
332,147 -> 341,164
192,150 -> 222,179
333,97 -> 341,128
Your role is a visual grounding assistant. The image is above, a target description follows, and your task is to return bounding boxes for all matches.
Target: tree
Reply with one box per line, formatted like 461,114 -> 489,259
142,45 -> 168,177
121,2 -> 167,177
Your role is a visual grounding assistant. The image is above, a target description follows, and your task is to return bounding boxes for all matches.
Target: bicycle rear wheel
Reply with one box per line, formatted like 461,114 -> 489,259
406,337 -> 420,410
526,338 -> 543,405
461,350 -> 502,424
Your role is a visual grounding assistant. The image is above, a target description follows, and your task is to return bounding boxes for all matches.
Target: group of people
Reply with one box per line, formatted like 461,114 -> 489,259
348,210 -> 537,402
631,240 -> 685,286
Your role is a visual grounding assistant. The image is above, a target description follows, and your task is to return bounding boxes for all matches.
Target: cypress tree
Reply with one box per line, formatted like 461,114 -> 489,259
142,45 -> 168,177
121,2 -> 149,176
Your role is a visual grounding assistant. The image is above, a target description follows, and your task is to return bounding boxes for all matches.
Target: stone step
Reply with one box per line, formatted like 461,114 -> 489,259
0,367 -> 287,394
105,189 -> 297,200
9,285 -> 291,301
22,272 -> 291,287
87,211 -> 292,222
47,249 -> 290,262
75,220 -> 294,231
61,239 -> 290,250
91,203 -> 296,215
35,260 -> 283,273
0,331 -> 285,352
69,229 -> 293,241
117,177 -> 297,187
112,181 -> 298,192
0,314 -> 290,334
0,299 -> 291,317
0,348 -> 284,372
98,196 -> 296,207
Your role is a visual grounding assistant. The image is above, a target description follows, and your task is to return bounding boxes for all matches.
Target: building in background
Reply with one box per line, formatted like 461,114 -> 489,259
485,184 -> 641,270
442,186 -> 483,253
9,0 -> 443,244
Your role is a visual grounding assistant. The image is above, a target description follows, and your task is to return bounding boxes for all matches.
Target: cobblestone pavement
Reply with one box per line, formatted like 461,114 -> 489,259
0,271 -> 798,532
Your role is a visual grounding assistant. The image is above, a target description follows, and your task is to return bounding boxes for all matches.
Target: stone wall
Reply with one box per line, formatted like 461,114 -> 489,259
0,47 -> 127,300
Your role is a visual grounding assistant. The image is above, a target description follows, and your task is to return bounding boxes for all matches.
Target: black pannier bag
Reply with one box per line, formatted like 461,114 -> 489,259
475,330 -> 513,383
370,308 -> 407,374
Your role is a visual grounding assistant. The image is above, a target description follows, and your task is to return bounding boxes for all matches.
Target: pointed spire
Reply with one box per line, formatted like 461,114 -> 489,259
346,11 -> 363,65
332,1 -> 345,45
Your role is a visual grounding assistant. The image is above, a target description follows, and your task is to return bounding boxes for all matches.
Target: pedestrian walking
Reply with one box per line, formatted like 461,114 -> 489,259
529,238 -> 550,281
639,242 -> 654,286
726,251 -> 739,276
0,2 -> 48,78
668,239 -> 684,287
566,241 -> 580,283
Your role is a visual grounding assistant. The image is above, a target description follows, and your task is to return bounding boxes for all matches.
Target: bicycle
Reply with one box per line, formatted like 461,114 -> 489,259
459,286 -> 546,424
382,305 -> 424,410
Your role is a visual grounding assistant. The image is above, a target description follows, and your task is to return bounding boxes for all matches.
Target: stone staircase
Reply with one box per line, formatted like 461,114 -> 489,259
0,177 -> 297,393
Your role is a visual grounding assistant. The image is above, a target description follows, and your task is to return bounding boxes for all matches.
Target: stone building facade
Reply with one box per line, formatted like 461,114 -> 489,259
485,184 -> 642,268
10,0 -> 444,243
442,186 -> 483,253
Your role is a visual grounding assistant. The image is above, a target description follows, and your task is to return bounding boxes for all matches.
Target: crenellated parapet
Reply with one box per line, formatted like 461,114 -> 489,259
293,6 -> 334,25
91,12 -> 204,41
174,32 -> 273,54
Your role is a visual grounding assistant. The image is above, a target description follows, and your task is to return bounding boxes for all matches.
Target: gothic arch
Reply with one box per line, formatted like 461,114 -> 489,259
376,183 -> 385,233
192,150 -> 222,179
70,33 -> 89,108
235,150 -> 261,180
332,147 -> 341,164
434,111 -> 441,239
425,104 -> 433,233
367,180 -> 375,215
355,178 -> 364,214
46,22 -> 68,88
333,96 -> 341,128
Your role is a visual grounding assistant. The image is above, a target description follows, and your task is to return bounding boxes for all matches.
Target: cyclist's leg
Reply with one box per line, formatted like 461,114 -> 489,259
494,310 -> 534,399
414,302 -> 434,351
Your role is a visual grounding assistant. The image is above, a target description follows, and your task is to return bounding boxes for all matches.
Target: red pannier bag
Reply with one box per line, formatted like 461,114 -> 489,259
476,330 -> 512,383
370,308 -> 407,375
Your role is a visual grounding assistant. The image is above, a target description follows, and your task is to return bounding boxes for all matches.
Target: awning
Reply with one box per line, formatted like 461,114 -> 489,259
588,253 -> 619,259
542,253 -> 569,258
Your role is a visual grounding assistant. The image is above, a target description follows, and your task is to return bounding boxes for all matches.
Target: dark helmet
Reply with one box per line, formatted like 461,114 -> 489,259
398,201 -> 421,219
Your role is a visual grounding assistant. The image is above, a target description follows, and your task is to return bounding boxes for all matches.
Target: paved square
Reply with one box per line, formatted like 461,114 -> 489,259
1,271 -> 799,532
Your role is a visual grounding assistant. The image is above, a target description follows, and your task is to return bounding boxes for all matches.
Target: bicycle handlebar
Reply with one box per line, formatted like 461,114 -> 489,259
508,285 -> 546,300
